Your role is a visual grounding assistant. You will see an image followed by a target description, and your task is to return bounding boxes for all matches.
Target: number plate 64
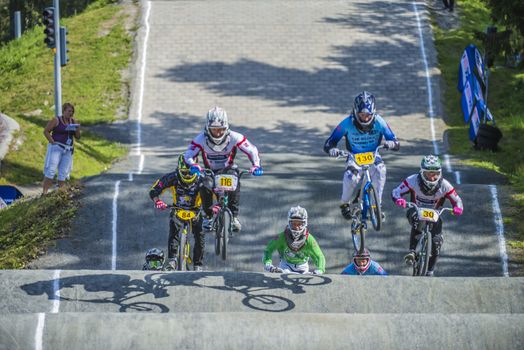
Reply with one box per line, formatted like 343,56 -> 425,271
176,209 -> 196,221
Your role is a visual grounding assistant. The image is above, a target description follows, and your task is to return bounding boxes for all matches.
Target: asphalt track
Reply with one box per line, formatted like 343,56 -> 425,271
4,0 -> 522,348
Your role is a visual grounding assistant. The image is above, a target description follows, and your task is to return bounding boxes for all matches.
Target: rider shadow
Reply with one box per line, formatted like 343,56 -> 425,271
20,272 -> 332,313
155,271 -> 333,312
20,273 -> 171,312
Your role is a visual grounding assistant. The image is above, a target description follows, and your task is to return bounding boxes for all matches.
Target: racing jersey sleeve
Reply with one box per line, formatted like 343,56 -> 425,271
323,118 -> 350,153
442,179 -> 464,210
183,134 -> 204,167
391,174 -> 416,202
368,261 -> 387,275
149,171 -> 178,199
375,115 -> 399,150
234,133 -> 261,167
263,232 -> 286,265
306,234 -> 326,273
341,263 -> 358,275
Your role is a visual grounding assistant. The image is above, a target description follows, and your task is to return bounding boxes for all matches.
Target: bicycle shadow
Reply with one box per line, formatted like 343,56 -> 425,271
20,272 -> 332,313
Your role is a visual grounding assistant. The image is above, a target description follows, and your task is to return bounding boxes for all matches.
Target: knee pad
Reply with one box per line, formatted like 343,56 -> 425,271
432,234 -> 443,255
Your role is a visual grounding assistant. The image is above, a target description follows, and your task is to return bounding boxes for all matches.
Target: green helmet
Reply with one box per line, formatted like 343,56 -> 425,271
419,155 -> 442,193
177,154 -> 197,186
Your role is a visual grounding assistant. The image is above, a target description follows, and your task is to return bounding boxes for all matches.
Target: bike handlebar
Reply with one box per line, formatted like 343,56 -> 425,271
406,202 -> 453,216
336,145 -> 385,160
202,168 -> 252,179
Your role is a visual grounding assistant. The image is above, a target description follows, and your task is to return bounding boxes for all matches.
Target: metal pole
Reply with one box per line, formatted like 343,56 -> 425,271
53,0 -> 62,117
14,11 -> 21,39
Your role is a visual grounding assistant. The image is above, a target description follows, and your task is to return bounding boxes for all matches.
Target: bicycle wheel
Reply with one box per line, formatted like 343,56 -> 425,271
215,215 -> 221,256
221,210 -> 232,261
367,184 -> 382,231
177,227 -> 188,271
421,229 -> 432,276
351,221 -> 365,254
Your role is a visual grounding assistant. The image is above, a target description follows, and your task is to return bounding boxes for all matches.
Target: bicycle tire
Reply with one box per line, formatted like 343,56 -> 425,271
351,222 -> 365,254
177,226 -> 188,271
215,215 -> 221,256
421,228 -> 432,276
221,209 -> 232,261
368,184 -> 382,231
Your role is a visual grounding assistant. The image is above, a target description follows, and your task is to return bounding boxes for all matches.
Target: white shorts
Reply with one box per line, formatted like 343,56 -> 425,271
279,260 -> 309,274
43,143 -> 73,181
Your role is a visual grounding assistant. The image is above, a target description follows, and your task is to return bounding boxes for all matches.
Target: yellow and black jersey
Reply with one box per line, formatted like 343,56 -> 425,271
149,171 -> 203,209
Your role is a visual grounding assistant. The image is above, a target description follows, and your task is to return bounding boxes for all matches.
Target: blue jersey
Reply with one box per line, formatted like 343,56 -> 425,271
341,261 -> 387,276
323,114 -> 398,156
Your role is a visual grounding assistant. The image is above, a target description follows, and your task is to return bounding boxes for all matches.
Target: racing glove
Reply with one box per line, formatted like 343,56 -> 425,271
251,166 -> 263,176
453,207 -> 463,216
329,148 -> 340,157
383,140 -> 398,150
155,199 -> 168,211
264,264 -> 281,273
395,198 -> 407,208
189,164 -> 202,176
312,269 -> 323,275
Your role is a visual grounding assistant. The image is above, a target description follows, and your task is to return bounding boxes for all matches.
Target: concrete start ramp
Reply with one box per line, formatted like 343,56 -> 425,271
0,270 -> 523,349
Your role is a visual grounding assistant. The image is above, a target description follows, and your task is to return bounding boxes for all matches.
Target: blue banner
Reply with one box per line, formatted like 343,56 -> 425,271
457,44 -> 492,141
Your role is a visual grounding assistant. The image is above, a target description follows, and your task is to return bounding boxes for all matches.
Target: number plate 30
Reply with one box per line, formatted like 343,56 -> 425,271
418,208 -> 439,222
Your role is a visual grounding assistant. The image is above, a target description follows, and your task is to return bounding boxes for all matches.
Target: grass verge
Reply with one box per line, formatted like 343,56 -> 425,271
0,184 -> 81,268
0,0 -> 130,185
432,1 -> 524,275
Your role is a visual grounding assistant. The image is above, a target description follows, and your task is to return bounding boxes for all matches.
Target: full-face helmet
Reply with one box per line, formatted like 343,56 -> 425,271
177,154 -> 197,187
353,248 -> 371,274
205,106 -> 229,146
285,206 -> 308,251
419,155 -> 442,195
145,248 -> 165,270
352,91 -> 376,132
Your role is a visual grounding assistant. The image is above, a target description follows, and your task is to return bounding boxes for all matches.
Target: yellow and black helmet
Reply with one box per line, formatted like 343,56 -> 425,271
177,154 -> 197,186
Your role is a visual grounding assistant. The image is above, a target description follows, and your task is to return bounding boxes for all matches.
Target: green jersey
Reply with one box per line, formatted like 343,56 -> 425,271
263,231 -> 326,273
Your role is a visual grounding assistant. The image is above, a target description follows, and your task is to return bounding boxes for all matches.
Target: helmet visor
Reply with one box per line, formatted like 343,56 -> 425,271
422,170 -> 440,182
209,127 -> 227,138
354,257 -> 369,267
148,260 -> 162,269
289,219 -> 306,232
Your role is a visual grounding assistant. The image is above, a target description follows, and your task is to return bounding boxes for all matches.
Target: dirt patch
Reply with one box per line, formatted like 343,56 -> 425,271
427,0 -> 461,31
98,0 -> 139,38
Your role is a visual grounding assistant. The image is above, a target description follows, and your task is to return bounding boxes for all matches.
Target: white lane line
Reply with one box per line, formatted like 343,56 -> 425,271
444,154 -> 461,184
135,1 -> 151,157
112,180 -> 121,270
35,313 -> 45,350
111,2 -> 151,269
51,270 -> 60,313
412,1 -> 438,156
489,185 -> 509,277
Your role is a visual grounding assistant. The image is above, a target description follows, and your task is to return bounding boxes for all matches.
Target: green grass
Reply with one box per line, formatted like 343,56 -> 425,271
0,0 -> 130,185
432,0 -> 524,273
0,184 -> 81,268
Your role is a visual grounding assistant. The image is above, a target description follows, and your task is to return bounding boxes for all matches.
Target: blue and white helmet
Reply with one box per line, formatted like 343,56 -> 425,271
352,91 -> 376,131
205,106 -> 229,145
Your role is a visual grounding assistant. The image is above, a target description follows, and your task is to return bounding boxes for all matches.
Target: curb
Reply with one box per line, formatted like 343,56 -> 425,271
0,113 -> 20,169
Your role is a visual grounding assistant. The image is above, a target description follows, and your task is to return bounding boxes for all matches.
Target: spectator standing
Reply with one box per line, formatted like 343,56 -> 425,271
42,103 -> 80,194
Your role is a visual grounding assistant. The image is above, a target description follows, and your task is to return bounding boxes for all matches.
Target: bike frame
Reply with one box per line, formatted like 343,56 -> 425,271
203,168 -> 250,260
338,146 -> 384,253
170,206 -> 199,271
406,203 -> 452,276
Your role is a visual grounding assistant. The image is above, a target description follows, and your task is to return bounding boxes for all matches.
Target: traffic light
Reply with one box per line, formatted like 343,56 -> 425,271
59,27 -> 70,66
43,7 -> 55,49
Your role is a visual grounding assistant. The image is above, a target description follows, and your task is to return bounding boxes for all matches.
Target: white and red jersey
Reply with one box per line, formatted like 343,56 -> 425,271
184,130 -> 261,171
391,174 -> 463,210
